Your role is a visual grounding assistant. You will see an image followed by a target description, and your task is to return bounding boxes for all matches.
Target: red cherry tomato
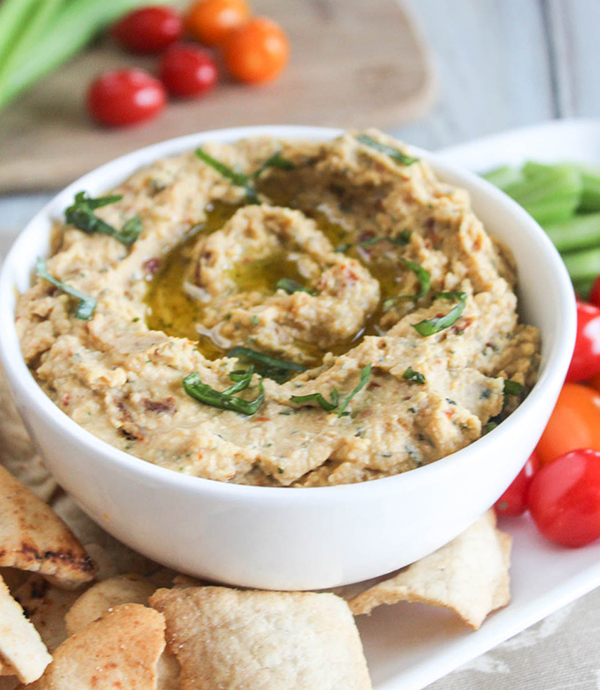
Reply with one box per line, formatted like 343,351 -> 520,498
222,17 -> 289,84
87,69 -> 166,127
495,451 -> 540,517
566,301 -> 600,382
589,275 -> 600,308
186,0 -> 250,46
529,448 -> 600,547
536,383 -> 600,466
158,44 -> 218,98
111,6 -> 183,54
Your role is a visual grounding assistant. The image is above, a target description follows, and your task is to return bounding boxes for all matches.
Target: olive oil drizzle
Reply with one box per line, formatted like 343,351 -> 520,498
145,191 -> 419,362
145,201 -> 240,358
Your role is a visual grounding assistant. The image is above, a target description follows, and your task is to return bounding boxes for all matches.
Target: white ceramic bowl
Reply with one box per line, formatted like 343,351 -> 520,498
0,126 -> 575,590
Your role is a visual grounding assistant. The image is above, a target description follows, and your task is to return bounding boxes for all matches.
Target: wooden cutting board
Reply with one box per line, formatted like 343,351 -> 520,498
0,0 -> 435,193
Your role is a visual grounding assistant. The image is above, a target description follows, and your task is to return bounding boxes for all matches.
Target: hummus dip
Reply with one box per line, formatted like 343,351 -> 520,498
17,131 -> 541,487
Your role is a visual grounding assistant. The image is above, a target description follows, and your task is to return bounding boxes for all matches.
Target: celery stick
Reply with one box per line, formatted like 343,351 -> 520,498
545,213 -> 600,252
0,0 -> 65,95
573,165 -> 600,213
0,0 -> 41,67
503,165 -> 581,206
562,247 -> 600,283
526,195 -> 582,226
521,161 -> 570,179
0,0 -> 175,112
482,166 -> 523,189
502,167 -> 582,225
572,277 -> 594,300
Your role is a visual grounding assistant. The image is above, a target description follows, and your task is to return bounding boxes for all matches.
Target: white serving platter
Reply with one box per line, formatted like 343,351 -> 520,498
1,118 -> 598,690
358,118 -> 600,689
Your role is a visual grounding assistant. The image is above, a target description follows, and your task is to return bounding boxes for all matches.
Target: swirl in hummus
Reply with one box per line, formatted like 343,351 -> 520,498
16,131 -> 541,487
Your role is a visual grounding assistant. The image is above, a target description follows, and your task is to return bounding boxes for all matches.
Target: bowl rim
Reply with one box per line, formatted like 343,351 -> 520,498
0,124 -> 576,504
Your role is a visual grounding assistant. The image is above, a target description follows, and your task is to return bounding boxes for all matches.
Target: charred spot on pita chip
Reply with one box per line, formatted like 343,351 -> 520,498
0,465 -> 96,587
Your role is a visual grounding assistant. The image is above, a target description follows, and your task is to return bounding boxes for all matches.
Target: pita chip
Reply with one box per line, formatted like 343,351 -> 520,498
0,465 -> 95,587
150,586 -> 372,690
349,510 -> 511,629
65,574 -> 157,635
155,653 -> 181,690
0,575 -> 51,684
65,575 -> 182,690
0,570 -> 28,594
22,604 -> 165,690
13,575 -> 83,653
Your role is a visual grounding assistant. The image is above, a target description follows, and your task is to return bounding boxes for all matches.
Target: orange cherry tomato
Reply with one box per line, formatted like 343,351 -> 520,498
536,383 -> 600,466
186,0 -> 250,46
222,17 -> 289,84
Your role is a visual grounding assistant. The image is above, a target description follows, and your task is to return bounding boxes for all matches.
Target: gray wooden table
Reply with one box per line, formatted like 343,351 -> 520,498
0,1 -> 598,687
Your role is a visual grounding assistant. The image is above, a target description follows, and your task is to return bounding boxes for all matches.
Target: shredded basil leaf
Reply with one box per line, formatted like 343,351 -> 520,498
275,278 -> 316,295
195,148 -> 294,205
482,421 -> 498,435
335,231 -> 411,254
412,292 -> 467,337
402,367 -> 425,384
226,365 -> 255,392
65,192 -> 142,246
383,258 -> 431,310
402,259 -> 430,298
195,149 -> 249,186
356,134 -> 419,166
227,346 -> 306,383
397,229 -> 412,244
334,243 -> 352,253
504,380 -> 525,397
290,388 -> 339,412
183,371 -> 264,415
338,364 -> 373,417
252,151 -> 295,178
36,257 -> 96,320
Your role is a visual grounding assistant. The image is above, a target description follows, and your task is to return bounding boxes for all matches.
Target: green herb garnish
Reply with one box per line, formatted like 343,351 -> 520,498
227,365 -> 255,391
36,257 -> 96,320
183,371 -> 264,415
401,259 -> 430,297
338,364 -> 373,417
356,134 -> 419,166
195,148 -> 294,205
482,421 -> 498,435
402,367 -> 425,384
275,278 -> 317,295
504,380 -> 525,397
290,388 -> 339,412
397,229 -> 411,244
383,258 -> 431,310
227,346 -> 306,383
65,192 -> 142,246
335,231 -> 411,253
252,150 -> 295,178
412,292 -> 467,337
194,149 -> 248,185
